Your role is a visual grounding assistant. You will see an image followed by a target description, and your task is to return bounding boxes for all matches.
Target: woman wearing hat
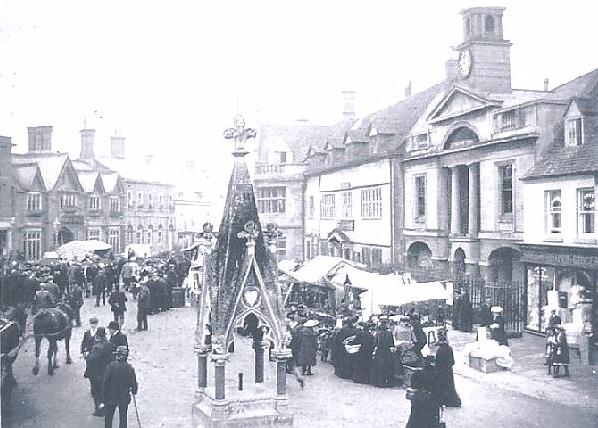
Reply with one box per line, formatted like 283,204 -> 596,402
298,319 -> 319,376
489,306 -> 509,346
434,329 -> 461,407
550,324 -> 570,378
351,321 -> 375,384
370,321 -> 395,388
405,370 -> 440,428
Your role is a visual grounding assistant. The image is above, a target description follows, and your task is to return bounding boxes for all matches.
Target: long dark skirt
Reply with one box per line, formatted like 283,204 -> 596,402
435,366 -> 461,407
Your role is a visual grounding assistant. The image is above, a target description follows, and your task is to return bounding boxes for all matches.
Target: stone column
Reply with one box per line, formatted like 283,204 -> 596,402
211,353 -> 229,400
450,166 -> 461,235
437,168 -> 450,233
273,348 -> 292,398
255,340 -> 270,383
195,345 -> 210,389
468,162 -> 480,237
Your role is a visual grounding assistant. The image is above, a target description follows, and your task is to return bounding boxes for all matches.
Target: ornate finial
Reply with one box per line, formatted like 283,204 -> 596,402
223,114 -> 257,157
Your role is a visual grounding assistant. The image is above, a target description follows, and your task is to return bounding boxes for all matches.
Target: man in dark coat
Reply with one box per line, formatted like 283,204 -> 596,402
352,322 -> 374,384
103,345 -> 138,428
298,320 -> 319,375
86,262 -> 98,297
148,273 -> 160,314
410,314 -> 427,360
81,317 -> 99,356
95,268 -> 108,307
108,285 -> 127,327
136,280 -> 150,331
85,327 -> 115,416
68,282 -> 85,326
108,321 -> 129,351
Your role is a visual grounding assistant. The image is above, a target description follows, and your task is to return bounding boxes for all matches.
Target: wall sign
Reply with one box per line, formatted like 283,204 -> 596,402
520,245 -> 598,269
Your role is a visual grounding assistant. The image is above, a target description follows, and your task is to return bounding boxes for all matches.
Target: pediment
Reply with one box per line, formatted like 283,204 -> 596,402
428,86 -> 500,123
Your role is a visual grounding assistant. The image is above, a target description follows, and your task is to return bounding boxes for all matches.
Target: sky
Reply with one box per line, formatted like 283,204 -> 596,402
1,0 -> 598,186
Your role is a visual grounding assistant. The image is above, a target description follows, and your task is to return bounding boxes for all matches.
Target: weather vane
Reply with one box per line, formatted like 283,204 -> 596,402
223,114 -> 256,157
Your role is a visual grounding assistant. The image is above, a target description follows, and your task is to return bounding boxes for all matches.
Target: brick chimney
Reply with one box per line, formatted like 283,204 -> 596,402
342,90 -> 355,120
544,78 -> 550,92
110,129 -> 125,159
79,128 -> 96,159
405,81 -> 412,98
27,126 -> 53,152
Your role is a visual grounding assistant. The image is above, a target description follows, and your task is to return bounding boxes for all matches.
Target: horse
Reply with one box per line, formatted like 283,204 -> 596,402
1,313 -> 22,406
32,300 -> 74,376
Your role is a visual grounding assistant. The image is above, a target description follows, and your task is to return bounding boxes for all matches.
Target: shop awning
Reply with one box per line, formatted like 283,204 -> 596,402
360,281 -> 450,318
286,255 -> 362,285
57,240 -> 112,260
330,265 -> 405,290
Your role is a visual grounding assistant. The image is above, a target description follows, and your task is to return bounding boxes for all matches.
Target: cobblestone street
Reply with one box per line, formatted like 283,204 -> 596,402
3,295 -> 598,427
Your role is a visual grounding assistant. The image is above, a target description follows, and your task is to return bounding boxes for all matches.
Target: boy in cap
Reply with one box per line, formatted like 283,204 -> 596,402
108,321 -> 129,351
103,346 -> 138,428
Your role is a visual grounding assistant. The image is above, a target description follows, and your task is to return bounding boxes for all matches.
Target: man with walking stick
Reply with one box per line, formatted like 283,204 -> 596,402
103,345 -> 138,427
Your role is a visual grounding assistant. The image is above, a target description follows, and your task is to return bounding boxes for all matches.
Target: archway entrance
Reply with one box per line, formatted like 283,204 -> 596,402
57,227 -> 74,246
453,248 -> 466,278
488,247 -> 521,284
406,241 -> 433,272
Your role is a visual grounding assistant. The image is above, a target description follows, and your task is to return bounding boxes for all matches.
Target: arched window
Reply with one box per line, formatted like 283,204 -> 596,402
137,225 -> 144,244
158,224 -> 163,244
147,225 -> 153,245
444,126 -> 479,150
126,225 -> 134,244
485,15 -> 495,33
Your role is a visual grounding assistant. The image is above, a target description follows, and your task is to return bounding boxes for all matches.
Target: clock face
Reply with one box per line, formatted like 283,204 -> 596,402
458,49 -> 472,78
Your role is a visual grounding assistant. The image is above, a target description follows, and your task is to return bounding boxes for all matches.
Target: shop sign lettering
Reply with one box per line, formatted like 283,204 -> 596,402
521,247 -> 598,269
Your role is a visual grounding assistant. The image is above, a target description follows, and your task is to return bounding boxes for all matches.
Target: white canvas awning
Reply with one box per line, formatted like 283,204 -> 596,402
57,240 -> 112,260
286,256 -> 362,285
360,281 -> 450,318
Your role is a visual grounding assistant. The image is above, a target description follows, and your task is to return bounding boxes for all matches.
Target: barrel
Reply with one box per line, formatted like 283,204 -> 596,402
171,287 -> 185,307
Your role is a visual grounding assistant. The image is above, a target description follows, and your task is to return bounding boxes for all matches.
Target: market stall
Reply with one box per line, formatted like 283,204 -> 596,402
284,256 -> 363,313
57,240 -> 112,260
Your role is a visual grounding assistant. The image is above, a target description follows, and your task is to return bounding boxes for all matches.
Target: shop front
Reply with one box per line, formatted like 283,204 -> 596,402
520,244 -> 598,364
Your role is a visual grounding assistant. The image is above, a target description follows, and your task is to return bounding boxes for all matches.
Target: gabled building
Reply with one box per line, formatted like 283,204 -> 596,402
76,129 -> 177,254
520,76 -> 598,339
303,87 -> 440,270
253,121 -> 333,261
10,126 -> 86,260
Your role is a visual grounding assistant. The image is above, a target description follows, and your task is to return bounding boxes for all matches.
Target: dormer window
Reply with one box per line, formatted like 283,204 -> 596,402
565,117 -> 583,146
413,134 -> 428,150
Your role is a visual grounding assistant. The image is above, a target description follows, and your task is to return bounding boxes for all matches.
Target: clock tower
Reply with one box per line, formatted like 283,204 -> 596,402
456,7 -> 512,93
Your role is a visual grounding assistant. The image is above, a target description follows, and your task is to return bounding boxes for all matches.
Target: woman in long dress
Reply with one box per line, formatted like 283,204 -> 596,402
351,322 -> 374,384
369,322 -> 395,387
434,329 -> 461,407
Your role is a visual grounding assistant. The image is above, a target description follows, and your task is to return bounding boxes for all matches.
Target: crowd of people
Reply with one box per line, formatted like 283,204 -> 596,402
0,251 -> 191,427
